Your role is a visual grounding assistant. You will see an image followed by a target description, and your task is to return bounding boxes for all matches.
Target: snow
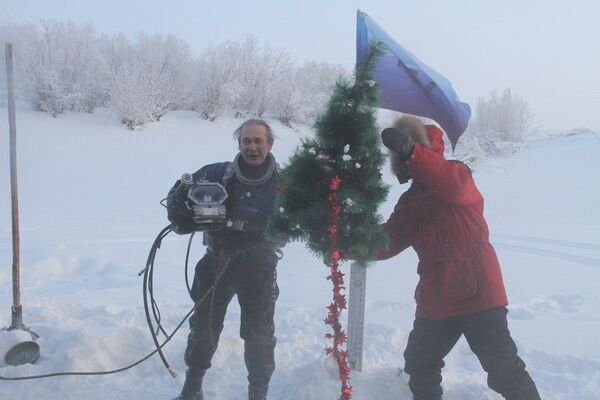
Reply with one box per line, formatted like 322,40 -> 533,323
1,106 -> 599,399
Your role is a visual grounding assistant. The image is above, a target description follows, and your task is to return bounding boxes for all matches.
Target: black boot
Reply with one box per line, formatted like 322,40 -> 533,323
248,384 -> 268,400
173,368 -> 205,400
244,339 -> 275,400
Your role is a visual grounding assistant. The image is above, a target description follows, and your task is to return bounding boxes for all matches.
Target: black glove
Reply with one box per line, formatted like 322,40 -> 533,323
381,127 -> 415,161
167,200 -> 195,234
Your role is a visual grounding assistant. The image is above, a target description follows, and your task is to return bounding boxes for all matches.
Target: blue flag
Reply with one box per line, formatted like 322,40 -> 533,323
356,10 -> 470,149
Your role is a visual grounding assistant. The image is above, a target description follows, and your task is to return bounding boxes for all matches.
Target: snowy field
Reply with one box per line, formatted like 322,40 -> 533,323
1,106 -> 599,399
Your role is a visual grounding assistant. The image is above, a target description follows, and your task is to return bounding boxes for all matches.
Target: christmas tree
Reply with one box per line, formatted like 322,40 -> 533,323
268,43 -> 389,399
270,42 -> 389,266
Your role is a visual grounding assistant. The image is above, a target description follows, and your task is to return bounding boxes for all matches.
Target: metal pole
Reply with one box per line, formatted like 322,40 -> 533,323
347,262 -> 367,371
5,42 -> 23,331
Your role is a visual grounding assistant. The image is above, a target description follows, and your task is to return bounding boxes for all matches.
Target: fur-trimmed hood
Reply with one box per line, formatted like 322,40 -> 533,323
389,116 -> 445,178
392,116 -> 431,148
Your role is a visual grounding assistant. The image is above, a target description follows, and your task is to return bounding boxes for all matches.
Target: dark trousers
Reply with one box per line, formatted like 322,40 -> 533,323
403,307 -> 541,400
184,248 -> 279,388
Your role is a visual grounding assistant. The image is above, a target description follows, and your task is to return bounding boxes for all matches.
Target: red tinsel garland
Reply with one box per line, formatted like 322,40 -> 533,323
324,176 -> 352,400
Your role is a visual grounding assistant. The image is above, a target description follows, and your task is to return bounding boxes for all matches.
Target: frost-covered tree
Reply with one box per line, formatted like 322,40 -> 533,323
110,64 -> 156,129
79,45 -> 110,113
135,33 -> 193,120
252,43 -> 292,117
1,22 -> 38,106
470,88 -> 533,141
19,21 -> 105,116
2,20 -> 349,130
296,61 -> 348,122
228,36 -> 260,118
192,36 -> 342,125
270,61 -> 347,126
229,36 -> 291,118
191,41 -> 240,121
107,32 -> 192,129
270,68 -> 304,127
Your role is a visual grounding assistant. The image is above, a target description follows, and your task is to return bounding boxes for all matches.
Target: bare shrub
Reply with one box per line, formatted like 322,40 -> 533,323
470,88 -> 533,141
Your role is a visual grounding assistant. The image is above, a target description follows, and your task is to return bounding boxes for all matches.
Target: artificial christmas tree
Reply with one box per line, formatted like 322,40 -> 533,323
269,43 -> 389,399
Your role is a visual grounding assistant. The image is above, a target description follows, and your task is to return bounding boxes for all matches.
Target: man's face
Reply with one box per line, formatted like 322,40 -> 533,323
239,124 -> 273,166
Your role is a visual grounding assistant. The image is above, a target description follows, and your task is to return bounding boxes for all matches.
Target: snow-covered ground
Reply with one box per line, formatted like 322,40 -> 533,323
1,106 -> 599,400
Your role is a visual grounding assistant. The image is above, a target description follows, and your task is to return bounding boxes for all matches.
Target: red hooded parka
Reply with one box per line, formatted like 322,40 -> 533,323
379,125 -> 508,319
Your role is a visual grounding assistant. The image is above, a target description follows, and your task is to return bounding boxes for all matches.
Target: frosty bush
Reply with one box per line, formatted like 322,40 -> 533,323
270,68 -> 304,127
190,41 -> 240,121
109,64 -> 154,129
452,131 -> 522,167
191,36 -> 344,126
19,21 -> 107,117
470,88 -> 533,141
296,61 -> 348,122
0,20 -> 347,129
271,62 -> 347,126
228,36 -> 292,118
1,23 -> 38,107
107,33 -> 193,129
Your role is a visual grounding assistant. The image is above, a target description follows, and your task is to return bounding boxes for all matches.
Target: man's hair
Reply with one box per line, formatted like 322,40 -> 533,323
392,115 -> 431,148
233,118 -> 275,144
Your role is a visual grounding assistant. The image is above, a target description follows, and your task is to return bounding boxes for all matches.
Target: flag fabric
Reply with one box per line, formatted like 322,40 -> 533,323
356,10 -> 471,148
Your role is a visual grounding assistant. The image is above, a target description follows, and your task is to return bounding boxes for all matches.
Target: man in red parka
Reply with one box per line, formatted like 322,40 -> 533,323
379,116 -> 540,400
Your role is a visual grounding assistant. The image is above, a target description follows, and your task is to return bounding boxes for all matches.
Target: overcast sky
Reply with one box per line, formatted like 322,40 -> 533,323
3,0 -> 599,131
